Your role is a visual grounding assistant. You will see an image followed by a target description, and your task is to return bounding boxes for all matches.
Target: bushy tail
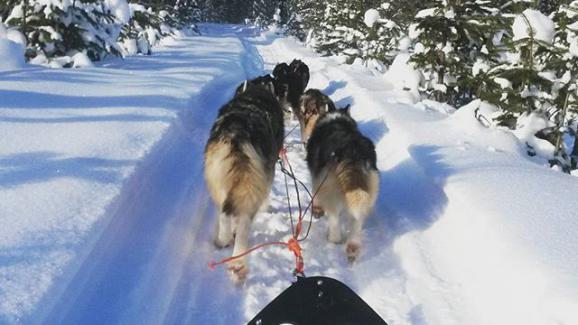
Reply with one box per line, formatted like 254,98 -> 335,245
335,162 -> 379,220
222,143 -> 272,217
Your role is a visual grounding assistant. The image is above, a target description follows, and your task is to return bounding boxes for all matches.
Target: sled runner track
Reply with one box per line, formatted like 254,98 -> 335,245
31,26 -> 250,325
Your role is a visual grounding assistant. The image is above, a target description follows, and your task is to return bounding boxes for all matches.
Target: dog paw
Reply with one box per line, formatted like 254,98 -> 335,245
228,261 -> 249,285
312,205 -> 325,218
346,241 -> 361,264
214,237 -> 232,249
328,232 -> 343,244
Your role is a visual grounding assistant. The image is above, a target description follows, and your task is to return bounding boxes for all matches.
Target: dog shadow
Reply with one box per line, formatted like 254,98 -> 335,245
335,96 -> 354,109
363,145 -> 453,261
322,80 -> 348,96
359,119 -> 389,144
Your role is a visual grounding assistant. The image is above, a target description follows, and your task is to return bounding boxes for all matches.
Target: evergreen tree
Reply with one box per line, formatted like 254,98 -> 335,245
487,8 -> 555,126
286,0 -> 327,43
360,2 -> 407,66
5,0 -> 127,63
315,0 -> 371,63
409,0 -> 509,106
543,0 -> 578,170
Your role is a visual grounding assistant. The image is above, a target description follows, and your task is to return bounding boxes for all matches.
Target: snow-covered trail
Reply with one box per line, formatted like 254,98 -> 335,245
2,23 -> 578,325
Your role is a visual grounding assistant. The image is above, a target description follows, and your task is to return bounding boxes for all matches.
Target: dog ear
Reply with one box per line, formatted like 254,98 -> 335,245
341,104 -> 351,115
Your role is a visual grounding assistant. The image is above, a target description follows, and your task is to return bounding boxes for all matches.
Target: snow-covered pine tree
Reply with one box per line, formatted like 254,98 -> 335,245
285,0 -> 327,44
163,0 -> 201,30
251,0 -> 279,26
5,0 -> 127,64
361,2 -> 407,67
315,0 -> 372,63
282,0 -> 307,40
488,7 -> 555,129
119,3 -> 174,55
409,0 -> 508,106
544,0 -> 578,170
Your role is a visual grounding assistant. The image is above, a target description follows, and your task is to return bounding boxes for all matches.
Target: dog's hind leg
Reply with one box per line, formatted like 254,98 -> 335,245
327,210 -> 343,244
228,214 -> 251,284
346,216 -> 364,263
214,212 -> 233,248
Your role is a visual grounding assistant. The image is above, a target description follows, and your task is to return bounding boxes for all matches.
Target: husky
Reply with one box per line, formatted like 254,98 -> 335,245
204,79 -> 284,283
235,74 -> 275,96
306,106 -> 379,262
298,89 -> 336,145
272,60 -> 310,118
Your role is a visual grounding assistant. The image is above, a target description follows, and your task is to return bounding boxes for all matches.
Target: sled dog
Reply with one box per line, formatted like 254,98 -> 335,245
235,74 -> 275,96
306,106 -> 379,262
272,60 -> 310,118
204,79 -> 284,283
298,89 -> 336,144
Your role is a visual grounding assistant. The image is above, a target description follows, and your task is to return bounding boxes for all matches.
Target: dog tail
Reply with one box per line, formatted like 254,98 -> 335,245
335,161 -> 379,220
221,142 -> 271,217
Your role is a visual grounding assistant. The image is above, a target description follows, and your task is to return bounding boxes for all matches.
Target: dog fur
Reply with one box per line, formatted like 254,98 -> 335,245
272,60 -> 310,118
204,80 -> 284,283
298,89 -> 336,144
235,74 -> 276,97
306,107 -> 379,262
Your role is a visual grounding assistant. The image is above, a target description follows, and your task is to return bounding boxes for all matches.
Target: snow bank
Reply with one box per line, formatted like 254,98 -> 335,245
513,9 -> 555,44
364,9 -> 380,28
72,52 -> 94,68
249,30 -> 578,325
383,53 -> 422,102
0,24 -> 25,71
0,26 -> 247,323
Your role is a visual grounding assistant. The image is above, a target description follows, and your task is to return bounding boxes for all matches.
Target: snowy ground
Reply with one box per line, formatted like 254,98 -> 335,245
1,24 -> 578,324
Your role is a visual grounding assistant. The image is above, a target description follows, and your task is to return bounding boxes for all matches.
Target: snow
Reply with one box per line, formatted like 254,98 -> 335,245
416,8 -> 438,19
1,23 -> 578,325
364,9 -> 380,28
72,52 -> 94,68
0,25 -> 25,71
512,9 -> 555,44
0,24 -> 248,323
383,53 -> 422,102
105,0 -> 131,24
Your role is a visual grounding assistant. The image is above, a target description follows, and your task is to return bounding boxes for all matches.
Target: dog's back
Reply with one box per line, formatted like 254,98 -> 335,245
205,86 -> 284,217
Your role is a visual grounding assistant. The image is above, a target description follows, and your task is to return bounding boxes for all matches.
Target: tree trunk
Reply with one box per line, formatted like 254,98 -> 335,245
22,0 -> 28,40
570,130 -> 578,170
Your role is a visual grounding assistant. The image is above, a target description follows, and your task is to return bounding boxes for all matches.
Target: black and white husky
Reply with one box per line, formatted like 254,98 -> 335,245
272,59 -> 310,118
298,89 -> 336,144
306,107 -> 379,262
235,74 -> 275,96
204,78 -> 284,283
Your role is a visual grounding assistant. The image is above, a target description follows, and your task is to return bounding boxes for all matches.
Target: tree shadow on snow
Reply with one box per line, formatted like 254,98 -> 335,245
364,145 -> 453,261
0,151 -> 135,188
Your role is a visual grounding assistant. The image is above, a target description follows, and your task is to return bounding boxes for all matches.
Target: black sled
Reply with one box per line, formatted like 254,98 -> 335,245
248,276 -> 387,325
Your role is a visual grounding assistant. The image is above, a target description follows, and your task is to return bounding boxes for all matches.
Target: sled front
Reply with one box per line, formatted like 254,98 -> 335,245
247,276 -> 387,325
